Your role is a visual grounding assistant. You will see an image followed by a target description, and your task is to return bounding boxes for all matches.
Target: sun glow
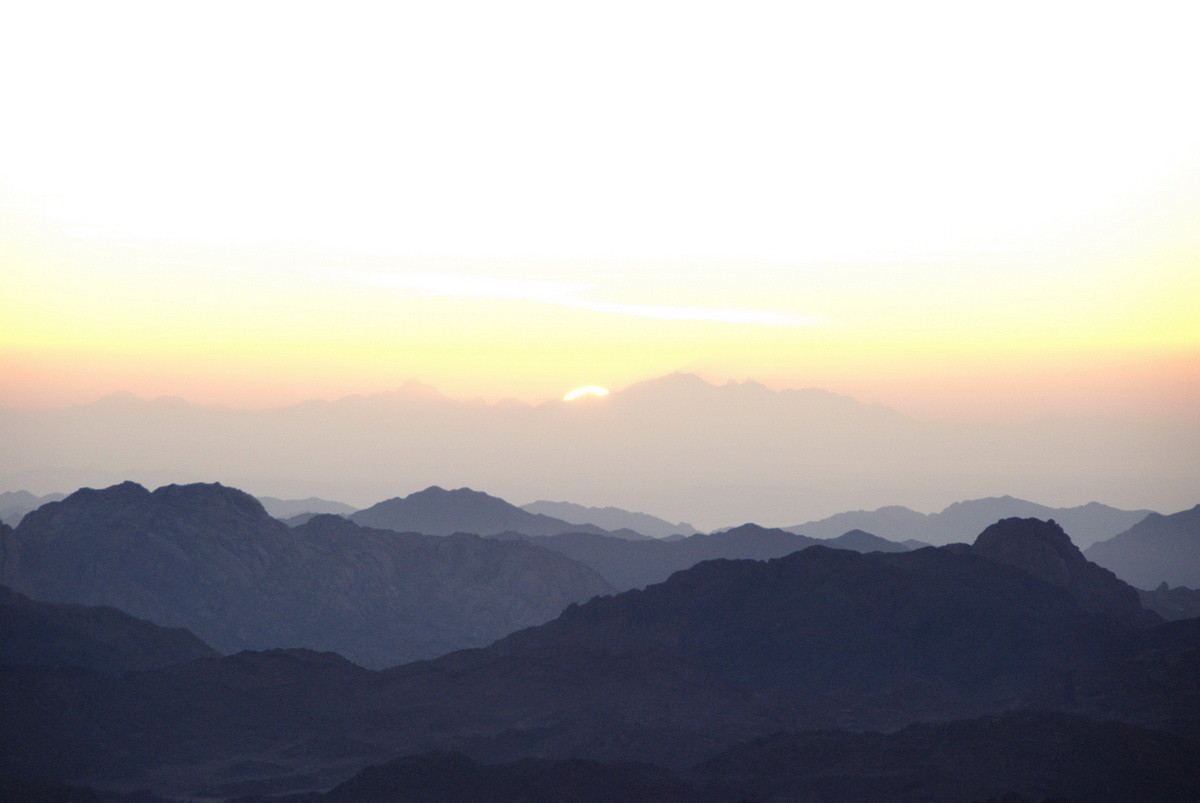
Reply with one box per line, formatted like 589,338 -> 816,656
563,386 -> 610,402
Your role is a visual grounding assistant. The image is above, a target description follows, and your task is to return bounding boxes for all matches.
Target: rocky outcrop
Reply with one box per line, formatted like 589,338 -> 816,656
972,517 -> 1160,628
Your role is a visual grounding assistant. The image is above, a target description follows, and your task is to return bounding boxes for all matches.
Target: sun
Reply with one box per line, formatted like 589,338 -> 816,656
563,385 -> 610,402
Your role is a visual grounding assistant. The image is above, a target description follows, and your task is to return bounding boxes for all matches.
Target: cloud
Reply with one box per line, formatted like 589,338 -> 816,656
358,272 -> 821,327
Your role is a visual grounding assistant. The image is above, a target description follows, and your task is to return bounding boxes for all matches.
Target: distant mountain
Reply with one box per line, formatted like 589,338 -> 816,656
9,372 -> 1192,532
1085,505 -> 1200,588
256,494 -> 357,519
352,486 -> 640,538
521,500 -> 698,539
0,490 -> 65,526
824,528 -> 909,553
0,584 -> 217,675
1139,583 -> 1200,621
1,483 -> 612,668
788,496 -> 1154,548
504,524 -> 915,591
504,524 -> 820,590
3,523 -> 1196,797
972,517 -> 1159,628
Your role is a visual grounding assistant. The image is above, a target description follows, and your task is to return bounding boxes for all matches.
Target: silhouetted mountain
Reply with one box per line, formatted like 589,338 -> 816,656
256,495 -> 356,519
521,500 -> 698,539
2,483 -> 612,667
972,517 -> 1160,628
4,533 -> 1197,797
824,528 -> 909,553
0,490 -> 65,526
505,524 -> 915,591
351,486 -> 632,538
0,585 -> 218,675
10,373 -> 1191,531
504,524 -> 821,590
1140,583 -> 1200,621
789,496 -> 1155,548
1085,504 -> 1200,588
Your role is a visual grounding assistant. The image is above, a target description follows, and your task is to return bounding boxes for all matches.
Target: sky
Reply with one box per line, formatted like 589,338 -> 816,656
2,1 -> 1199,425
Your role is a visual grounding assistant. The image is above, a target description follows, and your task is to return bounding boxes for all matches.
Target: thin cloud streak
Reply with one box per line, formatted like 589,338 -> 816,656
357,272 -> 823,327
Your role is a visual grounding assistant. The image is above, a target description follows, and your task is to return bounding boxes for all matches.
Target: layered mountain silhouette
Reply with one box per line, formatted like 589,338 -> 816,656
502,524 -> 913,591
1139,583 -> 1200,621
1,506 -> 1189,798
1085,504 -> 1200,588
2,483 -> 612,667
351,486 -> 647,539
0,490 -> 64,527
520,500 -> 699,538
789,495 -> 1154,548
6,373 -> 1193,531
256,494 -> 357,519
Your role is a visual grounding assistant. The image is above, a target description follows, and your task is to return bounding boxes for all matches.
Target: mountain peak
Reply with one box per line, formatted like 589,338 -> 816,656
973,517 -> 1159,628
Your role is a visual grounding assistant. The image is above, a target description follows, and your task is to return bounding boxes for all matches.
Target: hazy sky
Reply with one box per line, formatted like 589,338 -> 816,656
2,2 -> 1198,422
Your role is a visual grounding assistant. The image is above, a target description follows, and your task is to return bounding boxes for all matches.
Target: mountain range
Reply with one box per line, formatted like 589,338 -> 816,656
501,524 -> 912,591
5,508 -> 1195,798
0,490 -> 65,527
520,500 -> 699,538
1085,504 -> 1200,588
0,482 -> 613,667
787,495 -> 1154,548
4,372 -> 1195,529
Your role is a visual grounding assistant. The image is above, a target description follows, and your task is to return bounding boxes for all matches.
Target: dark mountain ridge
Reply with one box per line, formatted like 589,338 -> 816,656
0,584 -> 218,675
1,512 -> 1187,798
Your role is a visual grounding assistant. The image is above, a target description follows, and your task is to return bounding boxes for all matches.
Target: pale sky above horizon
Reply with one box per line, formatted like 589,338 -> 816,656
3,1 -> 1199,423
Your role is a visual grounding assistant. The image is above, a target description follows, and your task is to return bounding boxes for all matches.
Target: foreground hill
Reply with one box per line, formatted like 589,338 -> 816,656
1,483 -> 612,667
292,713 -> 1200,802
352,486 -> 648,539
1085,504 -> 1200,588
789,496 -> 1154,548
1,517 -> 1185,798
